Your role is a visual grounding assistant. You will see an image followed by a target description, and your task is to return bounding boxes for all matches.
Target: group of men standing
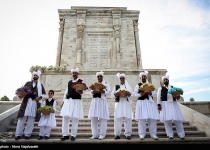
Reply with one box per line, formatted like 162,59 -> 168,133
14,68 -> 185,141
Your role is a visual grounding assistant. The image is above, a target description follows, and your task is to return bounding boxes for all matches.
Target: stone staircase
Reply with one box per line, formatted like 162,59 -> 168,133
1,91 -> 210,144
2,112 -> 210,144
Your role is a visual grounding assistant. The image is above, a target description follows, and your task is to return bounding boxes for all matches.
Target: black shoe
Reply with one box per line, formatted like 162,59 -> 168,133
71,136 -> 75,141
37,136 -> 43,140
60,136 -> 69,141
44,136 -> 49,139
114,136 -> 120,140
25,136 -> 30,140
15,136 -> 21,140
126,136 -> 131,140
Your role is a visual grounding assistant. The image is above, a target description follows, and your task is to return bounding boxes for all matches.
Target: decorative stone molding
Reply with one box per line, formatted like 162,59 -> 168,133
77,25 -> 85,37
113,25 -> 120,39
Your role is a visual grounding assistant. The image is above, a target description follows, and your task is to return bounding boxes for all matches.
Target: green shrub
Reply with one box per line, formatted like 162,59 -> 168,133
0,96 -> 10,101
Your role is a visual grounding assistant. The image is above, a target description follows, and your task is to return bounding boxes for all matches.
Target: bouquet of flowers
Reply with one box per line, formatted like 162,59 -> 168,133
89,82 -> 106,92
38,106 -> 55,116
168,87 -> 184,97
72,82 -> 88,91
15,86 -> 31,99
115,88 -> 131,98
139,83 -> 155,92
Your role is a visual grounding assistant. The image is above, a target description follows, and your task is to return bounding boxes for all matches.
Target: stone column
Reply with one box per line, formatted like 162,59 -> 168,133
114,25 -> 121,68
55,18 -> 65,66
76,11 -> 86,67
133,20 -> 142,69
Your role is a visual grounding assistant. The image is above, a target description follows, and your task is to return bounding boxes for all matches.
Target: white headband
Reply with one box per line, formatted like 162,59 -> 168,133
116,73 -> 126,78
32,70 -> 41,77
96,71 -> 104,77
139,70 -> 148,78
162,75 -> 169,81
71,67 -> 79,73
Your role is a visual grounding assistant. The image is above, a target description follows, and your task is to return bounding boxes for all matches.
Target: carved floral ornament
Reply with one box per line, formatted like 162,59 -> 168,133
59,18 -> 65,28
77,25 -> 85,37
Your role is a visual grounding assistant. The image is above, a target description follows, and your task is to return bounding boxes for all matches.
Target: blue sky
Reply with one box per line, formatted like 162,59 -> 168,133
0,0 -> 209,102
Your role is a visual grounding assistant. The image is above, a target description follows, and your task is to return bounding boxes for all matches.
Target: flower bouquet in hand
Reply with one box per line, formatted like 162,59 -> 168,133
15,86 -> 31,99
168,87 -> 183,97
38,106 -> 55,116
115,88 -> 131,98
72,82 -> 88,91
89,82 -> 106,93
139,83 -> 155,93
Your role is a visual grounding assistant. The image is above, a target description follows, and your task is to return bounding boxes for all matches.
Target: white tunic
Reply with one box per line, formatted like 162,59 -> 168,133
38,98 -> 57,127
157,84 -> 185,122
60,78 -> 85,119
133,83 -> 160,121
88,81 -> 111,120
111,83 -> 133,119
24,81 -> 46,117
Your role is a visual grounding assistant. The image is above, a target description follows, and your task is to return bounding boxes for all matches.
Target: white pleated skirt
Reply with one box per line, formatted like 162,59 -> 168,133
60,98 -> 84,119
88,97 -> 109,120
135,98 -> 160,121
38,113 -> 56,127
114,97 -> 132,119
24,98 -> 37,117
159,101 -> 185,122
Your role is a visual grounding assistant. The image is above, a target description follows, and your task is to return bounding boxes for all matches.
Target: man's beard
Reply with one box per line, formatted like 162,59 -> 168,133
33,77 -> 38,80
164,82 -> 169,86
142,79 -> 146,83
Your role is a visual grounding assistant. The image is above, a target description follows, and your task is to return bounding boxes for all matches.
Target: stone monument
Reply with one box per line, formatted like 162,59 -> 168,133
39,6 -> 167,114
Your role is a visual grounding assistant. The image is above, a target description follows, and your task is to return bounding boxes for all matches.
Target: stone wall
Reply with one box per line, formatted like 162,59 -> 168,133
180,101 -> 210,117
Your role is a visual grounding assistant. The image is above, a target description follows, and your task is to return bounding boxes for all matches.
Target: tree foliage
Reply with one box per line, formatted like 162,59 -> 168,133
0,95 -> 10,101
189,97 -> 195,101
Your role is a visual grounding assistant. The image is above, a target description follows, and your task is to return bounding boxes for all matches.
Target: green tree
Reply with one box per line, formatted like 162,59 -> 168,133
0,95 -> 10,101
189,97 -> 195,101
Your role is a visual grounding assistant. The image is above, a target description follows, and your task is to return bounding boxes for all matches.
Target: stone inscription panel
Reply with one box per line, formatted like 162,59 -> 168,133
88,35 -> 110,68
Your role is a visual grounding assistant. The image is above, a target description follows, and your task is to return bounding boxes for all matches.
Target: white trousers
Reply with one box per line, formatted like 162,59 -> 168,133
91,117 -> 107,138
163,120 -> 185,137
114,117 -> 132,137
62,116 -> 79,137
39,126 -> 52,137
138,119 -> 157,137
15,116 -> 35,137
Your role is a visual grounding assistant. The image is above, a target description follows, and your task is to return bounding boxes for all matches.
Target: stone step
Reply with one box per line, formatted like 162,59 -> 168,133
7,125 -> 198,133
3,131 -> 206,139
3,137 -> 210,144
12,121 -> 190,127
12,117 -> 191,125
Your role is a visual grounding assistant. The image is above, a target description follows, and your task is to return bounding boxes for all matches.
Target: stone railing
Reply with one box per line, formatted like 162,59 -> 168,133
0,104 -> 20,132
0,101 -> 21,114
179,103 -> 210,137
180,101 -> 210,117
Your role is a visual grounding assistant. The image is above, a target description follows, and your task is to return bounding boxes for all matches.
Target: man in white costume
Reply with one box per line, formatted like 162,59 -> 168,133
133,70 -> 159,140
60,68 -> 86,141
88,71 -> 111,140
111,73 -> 133,140
157,75 -> 185,139
15,70 -> 46,140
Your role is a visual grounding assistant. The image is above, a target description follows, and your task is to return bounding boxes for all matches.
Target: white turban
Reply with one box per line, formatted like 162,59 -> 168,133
32,70 -> 41,77
71,67 -> 79,73
162,75 -> 169,81
139,70 -> 148,78
116,73 -> 126,78
96,71 -> 104,77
